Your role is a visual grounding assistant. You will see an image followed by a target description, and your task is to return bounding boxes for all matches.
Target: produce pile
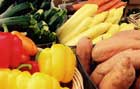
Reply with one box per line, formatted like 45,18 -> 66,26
0,0 -> 140,89
69,0 -> 140,89
0,37 -> 77,89
0,0 -> 78,89
0,0 -> 67,44
76,31 -> 140,89
56,0 -> 136,46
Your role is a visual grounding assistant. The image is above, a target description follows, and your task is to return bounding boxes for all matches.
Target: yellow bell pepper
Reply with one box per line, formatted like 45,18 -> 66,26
38,44 -> 76,83
0,69 -> 10,89
0,69 -> 69,89
27,72 -> 69,89
7,69 -> 21,89
27,72 -> 52,89
16,71 -> 31,89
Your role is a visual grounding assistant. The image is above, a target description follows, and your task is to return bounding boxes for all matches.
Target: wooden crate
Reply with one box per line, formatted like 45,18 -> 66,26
129,0 -> 140,4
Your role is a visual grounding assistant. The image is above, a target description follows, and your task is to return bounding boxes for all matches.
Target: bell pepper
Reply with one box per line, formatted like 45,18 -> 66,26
17,60 -> 39,74
7,69 -> 21,89
38,44 -> 76,83
16,71 -> 31,89
0,69 -> 10,89
10,35 -> 24,68
11,31 -> 38,56
0,69 -> 69,89
0,32 -> 13,68
28,72 -> 69,89
0,32 -> 30,68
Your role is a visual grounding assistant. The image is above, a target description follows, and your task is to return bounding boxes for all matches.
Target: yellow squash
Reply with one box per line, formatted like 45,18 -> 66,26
65,23 -> 111,46
57,4 -> 98,41
119,23 -> 135,31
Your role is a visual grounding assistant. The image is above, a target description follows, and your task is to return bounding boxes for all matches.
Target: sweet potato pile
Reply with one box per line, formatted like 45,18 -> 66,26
76,30 -> 140,89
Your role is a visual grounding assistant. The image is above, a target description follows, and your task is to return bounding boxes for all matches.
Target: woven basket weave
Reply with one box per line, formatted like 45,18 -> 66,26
72,68 -> 84,89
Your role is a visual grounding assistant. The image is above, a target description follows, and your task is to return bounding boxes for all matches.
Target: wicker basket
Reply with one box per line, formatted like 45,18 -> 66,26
72,68 -> 84,89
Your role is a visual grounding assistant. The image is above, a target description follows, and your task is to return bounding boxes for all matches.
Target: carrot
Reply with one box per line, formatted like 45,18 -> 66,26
88,0 -> 95,2
11,31 -> 38,56
88,0 -> 113,6
111,1 -> 127,9
88,0 -> 100,4
96,0 -> 111,6
72,0 -> 98,10
72,1 -> 88,10
96,0 -> 121,13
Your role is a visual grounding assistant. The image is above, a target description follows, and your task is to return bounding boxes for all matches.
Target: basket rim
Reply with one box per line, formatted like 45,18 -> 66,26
72,68 -> 84,89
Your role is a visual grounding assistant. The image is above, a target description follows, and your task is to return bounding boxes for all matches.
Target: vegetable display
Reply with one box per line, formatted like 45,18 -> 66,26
0,0 -> 67,44
0,33 -> 77,88
0,0 -> 139,89
76,30 -> 140,89
66,3 -> 139,89
57,3 -> 135,46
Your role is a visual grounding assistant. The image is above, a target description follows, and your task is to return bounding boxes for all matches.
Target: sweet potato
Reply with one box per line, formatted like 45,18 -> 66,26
134,75 -> 140,89
90,49 -> 140,86
99,57 -> 135,89
90,49 -> 132,85
114,30 -> 140,40
92,30 -> 140,62
76,37 -> 93,74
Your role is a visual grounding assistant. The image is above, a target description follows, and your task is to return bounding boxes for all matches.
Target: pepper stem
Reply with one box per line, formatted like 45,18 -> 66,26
2,24 -> 9,32
17,64 -> 32,70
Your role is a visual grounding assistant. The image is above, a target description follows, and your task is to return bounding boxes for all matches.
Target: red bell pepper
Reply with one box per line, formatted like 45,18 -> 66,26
21,52 -> 30,63
0,32 -> 13,68
17,60 -> 39,74
11,31 -> 38,56
27,61 -> 39,74
0,32 -> 30,68
10,35 -> 23,68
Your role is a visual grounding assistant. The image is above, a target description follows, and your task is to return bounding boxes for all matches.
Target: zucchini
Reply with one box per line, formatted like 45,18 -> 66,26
0,0 -> 14,14
44,8 -> 60,23
28,20 -> 57,44
48,9 -> 67,32
33,9 -> 44,21
0,15 -> 37,29
0,2 -> 35,18
40,1 -> 51,10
